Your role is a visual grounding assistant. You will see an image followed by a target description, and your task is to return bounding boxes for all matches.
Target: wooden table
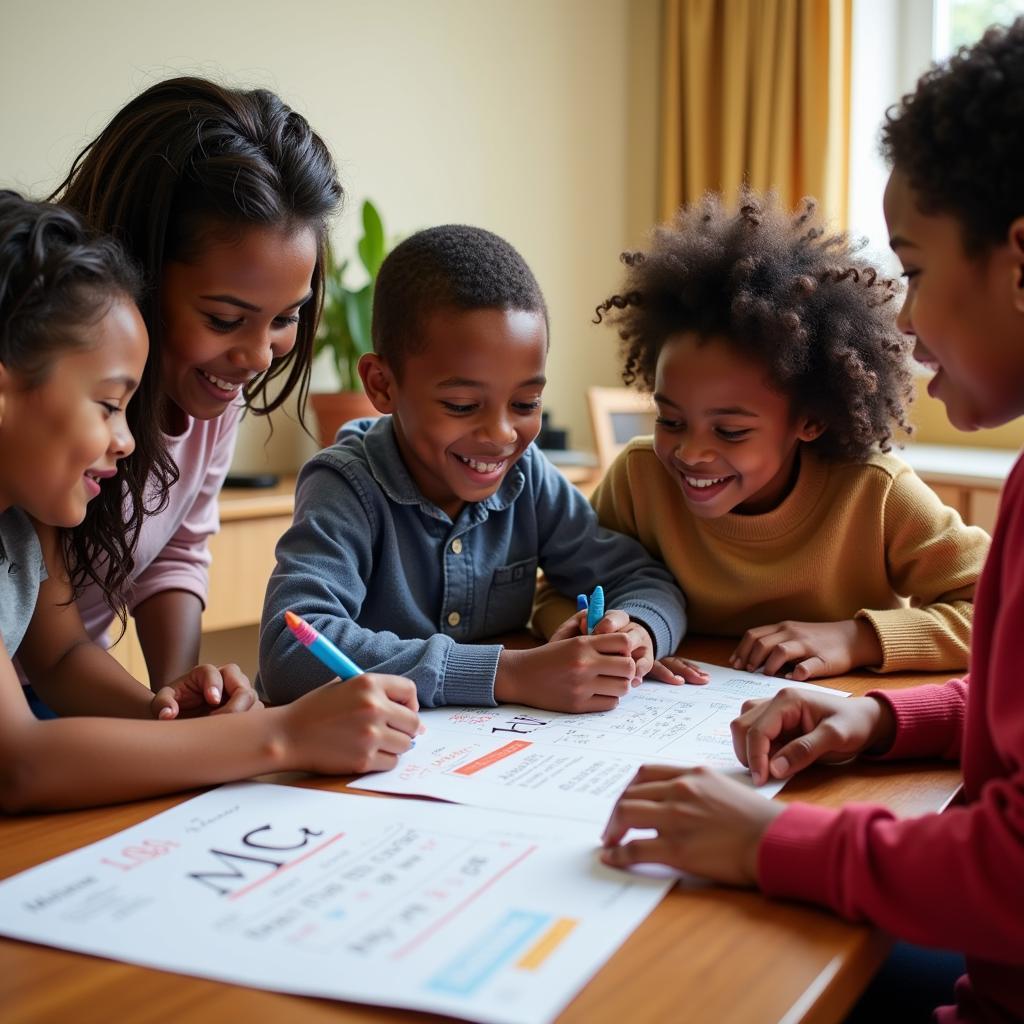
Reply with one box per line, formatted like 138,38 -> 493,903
0,638 -> 963,1024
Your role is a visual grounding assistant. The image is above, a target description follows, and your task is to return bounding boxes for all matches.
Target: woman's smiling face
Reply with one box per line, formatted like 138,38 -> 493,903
158,224 -> 317,428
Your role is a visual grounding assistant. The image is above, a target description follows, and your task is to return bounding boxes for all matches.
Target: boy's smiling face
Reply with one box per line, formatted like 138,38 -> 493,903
651,332 -> 821,518
361,306 -> 547,518
883,169 -> 1024,431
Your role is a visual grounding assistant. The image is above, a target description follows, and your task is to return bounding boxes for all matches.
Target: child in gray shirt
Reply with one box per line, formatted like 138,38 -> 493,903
260,226 -> 693,712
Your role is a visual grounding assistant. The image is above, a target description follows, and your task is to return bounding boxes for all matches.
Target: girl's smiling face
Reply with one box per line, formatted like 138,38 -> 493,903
159,224 -> 317,430
0,297 -> 148,527
652,332 -> 822,518
883,169 -> 1024,431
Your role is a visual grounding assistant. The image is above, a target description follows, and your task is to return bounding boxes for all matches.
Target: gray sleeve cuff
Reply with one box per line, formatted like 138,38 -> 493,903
617,601 -> 681,659
442,644 -> 502,706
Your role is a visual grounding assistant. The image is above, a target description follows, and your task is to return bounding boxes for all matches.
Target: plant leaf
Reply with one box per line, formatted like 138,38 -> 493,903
317,203 -> 389,391
346,283 -> 374,356
357,200 -> 386,280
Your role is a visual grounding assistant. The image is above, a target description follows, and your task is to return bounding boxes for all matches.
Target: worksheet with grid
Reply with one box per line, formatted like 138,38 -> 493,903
352,662 -> 848,822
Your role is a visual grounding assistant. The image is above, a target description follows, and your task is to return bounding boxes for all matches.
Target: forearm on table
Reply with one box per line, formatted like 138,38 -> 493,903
760,792 -> 1024,959
0,710 -> 295,813
260,614 -> 496,709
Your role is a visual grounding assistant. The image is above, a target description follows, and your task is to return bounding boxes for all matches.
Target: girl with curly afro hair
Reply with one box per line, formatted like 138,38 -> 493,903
534,190 -> 987,683
594,21 -> 1024,1024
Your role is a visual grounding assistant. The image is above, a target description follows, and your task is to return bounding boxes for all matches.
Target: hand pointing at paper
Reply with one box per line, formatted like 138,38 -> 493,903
599,764 -> 783,886
730,689 -> 898,786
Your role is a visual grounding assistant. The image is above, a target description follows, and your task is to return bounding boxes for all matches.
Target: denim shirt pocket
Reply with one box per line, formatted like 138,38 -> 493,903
484,556 -> 539,636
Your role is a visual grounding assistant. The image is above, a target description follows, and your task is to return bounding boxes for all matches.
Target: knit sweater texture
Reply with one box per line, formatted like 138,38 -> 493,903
533,439 -> 988,672
759,452 -> 1024,1023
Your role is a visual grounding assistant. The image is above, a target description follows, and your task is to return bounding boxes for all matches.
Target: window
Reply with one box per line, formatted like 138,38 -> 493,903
847,0 -> 1024,275
848,0 -> 934,275
933,0 -> 1024,59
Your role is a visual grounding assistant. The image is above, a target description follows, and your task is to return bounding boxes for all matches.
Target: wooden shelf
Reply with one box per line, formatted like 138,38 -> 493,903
107,481 -> 297,684
900,444 -> 1013,534
217,477 -> 296,522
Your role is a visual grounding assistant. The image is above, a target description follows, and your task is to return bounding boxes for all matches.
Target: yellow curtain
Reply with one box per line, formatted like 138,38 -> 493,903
660,0 -> 851,226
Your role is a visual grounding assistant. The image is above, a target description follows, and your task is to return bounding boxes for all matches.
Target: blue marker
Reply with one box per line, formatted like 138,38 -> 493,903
577,593 -> 589,614
285,610 -> 418,747
585,585 -> 605,634
285,610 -> 362,679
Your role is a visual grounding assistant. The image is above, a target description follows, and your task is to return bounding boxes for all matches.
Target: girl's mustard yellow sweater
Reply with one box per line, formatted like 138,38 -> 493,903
533,439 -> 990,672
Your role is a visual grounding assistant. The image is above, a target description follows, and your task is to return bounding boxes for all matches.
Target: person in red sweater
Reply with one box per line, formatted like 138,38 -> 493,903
599,19 -> 1024,1024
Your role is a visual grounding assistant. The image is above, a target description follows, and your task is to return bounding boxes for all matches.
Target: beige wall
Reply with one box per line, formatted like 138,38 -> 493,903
1,0 -> 660,473
909,377 -> 1024,450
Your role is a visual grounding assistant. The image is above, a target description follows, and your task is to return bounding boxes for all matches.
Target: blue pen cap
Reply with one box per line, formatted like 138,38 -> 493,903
586,585 -> 605,633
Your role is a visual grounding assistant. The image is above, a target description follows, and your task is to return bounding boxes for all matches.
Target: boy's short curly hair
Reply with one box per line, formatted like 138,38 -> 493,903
372,224 -> 548,373
881,17 -> 1024,255
595,191 -> 913,461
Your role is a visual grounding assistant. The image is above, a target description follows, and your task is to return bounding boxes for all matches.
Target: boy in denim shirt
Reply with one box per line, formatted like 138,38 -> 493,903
260,225 -> 701,712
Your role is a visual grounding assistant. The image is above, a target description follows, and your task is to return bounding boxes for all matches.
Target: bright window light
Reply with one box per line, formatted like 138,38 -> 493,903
933,0 -> 1024,59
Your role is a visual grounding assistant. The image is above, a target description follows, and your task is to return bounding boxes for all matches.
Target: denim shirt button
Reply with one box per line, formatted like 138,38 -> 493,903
451,538 -> 463,555
447,611 -> 462,627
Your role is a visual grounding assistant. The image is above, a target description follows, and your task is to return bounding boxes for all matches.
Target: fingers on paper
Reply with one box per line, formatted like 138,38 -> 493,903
731,694 -> 807,785
657,657 -> 709,686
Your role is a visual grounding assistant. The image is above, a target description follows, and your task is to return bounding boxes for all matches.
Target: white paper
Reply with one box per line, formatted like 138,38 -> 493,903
352,661 -> 849,823
0,782 -> 671,1024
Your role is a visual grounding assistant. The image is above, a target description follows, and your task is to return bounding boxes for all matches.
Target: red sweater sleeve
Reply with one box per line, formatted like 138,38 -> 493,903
758,783 -> 1024,959
869,678 -> 968,761
759,456 -> 1024,965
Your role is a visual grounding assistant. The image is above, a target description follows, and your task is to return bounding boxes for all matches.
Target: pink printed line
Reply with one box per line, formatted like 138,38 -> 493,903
228,833 -> 345,901
391,844 -> 538,960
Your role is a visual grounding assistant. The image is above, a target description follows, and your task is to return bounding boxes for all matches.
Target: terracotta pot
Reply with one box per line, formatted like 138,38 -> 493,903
309,391 -> 379,448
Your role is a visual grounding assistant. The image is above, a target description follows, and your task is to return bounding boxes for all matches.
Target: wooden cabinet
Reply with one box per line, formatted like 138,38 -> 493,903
899,445 -> 1015,536
969,489 -> 1003,533
924,482 -> 1002,534
106,479 -> 296,686
202,485 -> 295,632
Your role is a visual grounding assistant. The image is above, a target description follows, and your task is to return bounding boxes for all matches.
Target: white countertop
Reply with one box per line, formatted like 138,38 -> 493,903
897,443 -> 1018,487
541,448 -> 599,468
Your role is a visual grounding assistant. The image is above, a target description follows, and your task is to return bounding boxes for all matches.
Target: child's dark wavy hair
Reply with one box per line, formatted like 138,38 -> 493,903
881,17 -> 1024,255
51,76 -> 344,521
595,191 -> 914,461
0,190 -> 143,614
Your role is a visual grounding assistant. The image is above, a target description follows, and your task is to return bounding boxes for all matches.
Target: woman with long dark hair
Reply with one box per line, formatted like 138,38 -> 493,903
52,77 -> 342,698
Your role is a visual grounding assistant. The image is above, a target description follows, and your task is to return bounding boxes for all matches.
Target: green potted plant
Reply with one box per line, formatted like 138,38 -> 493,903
309,199 -> 388,448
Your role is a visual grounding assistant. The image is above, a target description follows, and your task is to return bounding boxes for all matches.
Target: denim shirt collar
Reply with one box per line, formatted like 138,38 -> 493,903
362,415 -> 526,524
